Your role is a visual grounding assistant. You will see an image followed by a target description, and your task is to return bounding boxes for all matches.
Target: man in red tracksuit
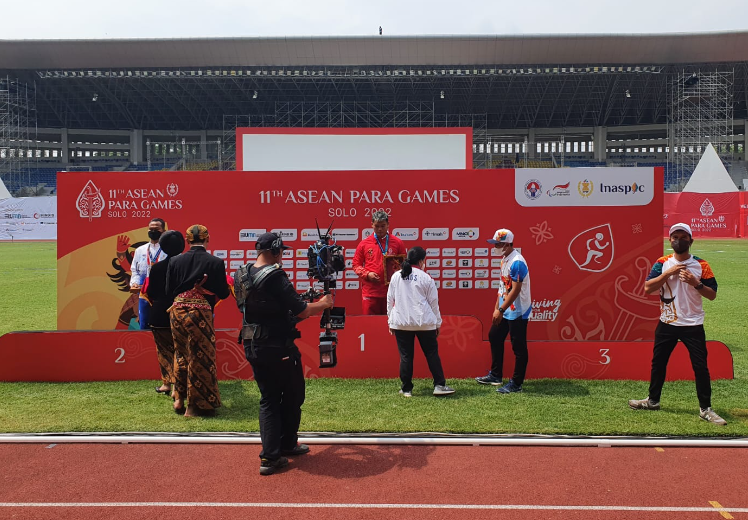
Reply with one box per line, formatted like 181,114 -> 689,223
352,210 -> 407,315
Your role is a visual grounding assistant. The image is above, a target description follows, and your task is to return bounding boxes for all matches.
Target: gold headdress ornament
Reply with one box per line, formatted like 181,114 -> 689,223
186,224 -> 209,243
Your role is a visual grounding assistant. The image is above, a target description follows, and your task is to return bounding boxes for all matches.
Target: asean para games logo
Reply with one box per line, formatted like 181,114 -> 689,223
577,179 -> 594,198
76,180 -> 105,221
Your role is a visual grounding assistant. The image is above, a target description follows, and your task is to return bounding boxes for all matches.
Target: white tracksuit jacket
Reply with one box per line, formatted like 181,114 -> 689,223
386,266 -> 442,331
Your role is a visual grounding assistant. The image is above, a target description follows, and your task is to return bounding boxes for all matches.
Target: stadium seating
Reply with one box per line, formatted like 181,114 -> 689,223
0,163 -> 129,193
562,160 -> 607,168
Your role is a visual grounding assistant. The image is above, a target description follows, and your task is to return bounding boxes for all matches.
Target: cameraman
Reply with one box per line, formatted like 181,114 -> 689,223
237,232 -> 333,476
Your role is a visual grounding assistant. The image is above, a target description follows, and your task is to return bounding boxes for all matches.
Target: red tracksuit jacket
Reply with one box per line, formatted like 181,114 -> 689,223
352,233 -> 406,298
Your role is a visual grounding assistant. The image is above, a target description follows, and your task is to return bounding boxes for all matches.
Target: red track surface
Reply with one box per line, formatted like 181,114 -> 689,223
0,443 -> 746,519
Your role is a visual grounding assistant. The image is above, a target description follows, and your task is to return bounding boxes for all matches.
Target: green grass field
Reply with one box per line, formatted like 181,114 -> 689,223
0,240 -> 747,436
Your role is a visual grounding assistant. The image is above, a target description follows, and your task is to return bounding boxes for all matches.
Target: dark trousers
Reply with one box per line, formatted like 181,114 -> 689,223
488,318 -> 529,385
648,321 -> 711,409
248,348 -> 306,461
393,329 -> 446,392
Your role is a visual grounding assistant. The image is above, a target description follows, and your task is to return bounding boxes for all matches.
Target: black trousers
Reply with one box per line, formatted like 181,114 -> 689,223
247,346 -> 306,461
393,329 -> 446,392
648,321 -> 711,409
488,318 -> 529,385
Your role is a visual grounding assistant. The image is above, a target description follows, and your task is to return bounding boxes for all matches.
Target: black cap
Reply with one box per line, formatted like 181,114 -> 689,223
158,230 -> 185,257
255,232 -> 290,252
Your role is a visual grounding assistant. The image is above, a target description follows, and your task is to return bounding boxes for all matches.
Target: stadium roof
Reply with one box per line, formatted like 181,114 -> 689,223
3,32 -> 748,69
2,32 -> 747,132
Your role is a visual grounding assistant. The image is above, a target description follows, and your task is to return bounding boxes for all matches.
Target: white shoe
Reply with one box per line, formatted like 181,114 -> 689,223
399,389 -> 412,398
699,407 -> 727,425
433,385 -> 455,396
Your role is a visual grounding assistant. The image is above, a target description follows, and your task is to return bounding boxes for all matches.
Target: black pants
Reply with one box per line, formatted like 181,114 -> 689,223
393,329 -> 446,392
648,321 -> 711,409
488,318 -> 529,385
247,346 -> 306,461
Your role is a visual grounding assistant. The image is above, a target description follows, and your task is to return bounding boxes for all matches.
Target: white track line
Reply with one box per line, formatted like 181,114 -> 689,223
1,434 -> 748,447
0,502 -> 746,512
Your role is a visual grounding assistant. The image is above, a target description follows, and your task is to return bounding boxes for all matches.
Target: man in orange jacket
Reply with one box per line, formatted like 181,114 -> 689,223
352,210 -> 406,315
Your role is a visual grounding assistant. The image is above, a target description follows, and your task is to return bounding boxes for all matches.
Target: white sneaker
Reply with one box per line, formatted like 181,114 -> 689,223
699,407 -> 727,426
433,385 -> 455,396
399,389 -> 412,398
628,397 -> 660,410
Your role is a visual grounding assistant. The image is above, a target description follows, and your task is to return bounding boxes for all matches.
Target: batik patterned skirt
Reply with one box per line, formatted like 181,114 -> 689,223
170,290 -> 221,409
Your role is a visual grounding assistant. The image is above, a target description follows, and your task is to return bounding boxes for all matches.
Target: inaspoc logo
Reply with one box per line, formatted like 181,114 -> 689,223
524,179 -> 543,200
547,182 -> 571,197
599,182 -> 645,194
76,180 -> 105,221
577,179 -> 594,198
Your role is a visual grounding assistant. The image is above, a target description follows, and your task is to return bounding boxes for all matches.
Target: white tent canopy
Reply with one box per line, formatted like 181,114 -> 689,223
0,177 -> 11,200
682,143 -> 738,193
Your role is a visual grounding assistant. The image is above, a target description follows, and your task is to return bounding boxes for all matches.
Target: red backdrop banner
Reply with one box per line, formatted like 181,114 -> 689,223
57,168 -> 664,346
663,192 -> 741,237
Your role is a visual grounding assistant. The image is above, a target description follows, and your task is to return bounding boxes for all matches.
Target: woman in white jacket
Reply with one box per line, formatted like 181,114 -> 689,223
387,246 -> 455,397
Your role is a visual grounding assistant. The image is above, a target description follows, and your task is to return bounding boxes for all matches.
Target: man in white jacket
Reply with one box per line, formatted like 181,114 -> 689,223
387,246 -> 455,397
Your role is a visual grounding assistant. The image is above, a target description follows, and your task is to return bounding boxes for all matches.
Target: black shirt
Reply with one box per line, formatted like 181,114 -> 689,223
244,264 -> 307,351
166,246 -> 230,309
248,264 -> 307,318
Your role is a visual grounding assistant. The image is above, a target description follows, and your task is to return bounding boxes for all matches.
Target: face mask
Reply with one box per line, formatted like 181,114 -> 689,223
148,230 -> 163,241
671,239 -> 690,254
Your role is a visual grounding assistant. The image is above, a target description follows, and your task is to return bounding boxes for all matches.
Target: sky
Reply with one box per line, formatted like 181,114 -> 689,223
4,0 -> 748,40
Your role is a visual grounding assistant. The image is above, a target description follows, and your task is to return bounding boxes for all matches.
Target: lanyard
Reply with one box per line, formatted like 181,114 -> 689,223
374,233 -> 389,256
147,245 -> 162,266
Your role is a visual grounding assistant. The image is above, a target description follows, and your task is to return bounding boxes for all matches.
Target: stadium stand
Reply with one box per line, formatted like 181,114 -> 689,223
2,33 -> 748,192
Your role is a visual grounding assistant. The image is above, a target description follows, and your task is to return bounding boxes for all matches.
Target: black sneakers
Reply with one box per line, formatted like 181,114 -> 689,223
281,443 -> 310,456
496,379 -> 523,394
475,373 -> 503,385
259,456 -> 289,476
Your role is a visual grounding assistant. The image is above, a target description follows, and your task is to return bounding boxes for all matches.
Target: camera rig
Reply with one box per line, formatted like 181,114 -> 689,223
300,220 -> 346,368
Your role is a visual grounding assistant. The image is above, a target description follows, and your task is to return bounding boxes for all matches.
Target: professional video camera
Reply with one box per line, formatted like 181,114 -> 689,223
300,220 -> 346,368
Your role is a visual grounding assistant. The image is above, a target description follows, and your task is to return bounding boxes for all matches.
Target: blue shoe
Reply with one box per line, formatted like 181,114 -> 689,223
497,380 -> 523,394
475,373 -> 502,385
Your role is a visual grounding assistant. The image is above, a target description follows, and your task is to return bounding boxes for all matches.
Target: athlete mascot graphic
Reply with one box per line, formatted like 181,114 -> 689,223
107,234 -> 147,329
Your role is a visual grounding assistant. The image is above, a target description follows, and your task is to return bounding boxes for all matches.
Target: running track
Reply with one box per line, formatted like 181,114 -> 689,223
0,443 -> 745,519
